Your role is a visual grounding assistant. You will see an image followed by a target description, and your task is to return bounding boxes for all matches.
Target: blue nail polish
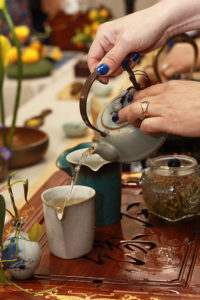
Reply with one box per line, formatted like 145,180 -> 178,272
96,64 -> 109,75
121,57 -> 129,69
131,52 -> 139,62
112,113 -> 119,122
167,39 -> 175,52
128,95 -> 134,102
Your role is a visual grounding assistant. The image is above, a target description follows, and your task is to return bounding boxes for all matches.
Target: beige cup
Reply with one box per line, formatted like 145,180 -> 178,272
41,185 -> 96,259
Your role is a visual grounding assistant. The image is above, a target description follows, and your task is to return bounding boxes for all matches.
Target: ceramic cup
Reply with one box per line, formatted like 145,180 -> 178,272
41,185 -> 96,259
56,142 -> 122,227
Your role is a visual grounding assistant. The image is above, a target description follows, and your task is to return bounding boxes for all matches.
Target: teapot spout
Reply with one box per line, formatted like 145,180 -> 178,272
92,142 -> 119,162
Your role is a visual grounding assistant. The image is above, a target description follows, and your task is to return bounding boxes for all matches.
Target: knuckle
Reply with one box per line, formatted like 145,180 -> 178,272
104,52 -> 120,68
120,32 -> 131,44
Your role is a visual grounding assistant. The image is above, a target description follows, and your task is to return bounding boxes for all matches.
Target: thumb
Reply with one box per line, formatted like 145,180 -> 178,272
96,42 -> 132,76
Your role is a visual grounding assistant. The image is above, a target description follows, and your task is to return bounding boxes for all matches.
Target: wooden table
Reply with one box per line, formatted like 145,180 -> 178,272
2,168 -> 200,299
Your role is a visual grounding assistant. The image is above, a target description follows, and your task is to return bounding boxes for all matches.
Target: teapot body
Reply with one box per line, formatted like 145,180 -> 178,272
96,102 -> 167,163
80,71 -> 167,164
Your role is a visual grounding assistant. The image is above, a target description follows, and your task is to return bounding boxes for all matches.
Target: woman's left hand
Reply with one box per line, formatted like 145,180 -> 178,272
117,80 -> 200,137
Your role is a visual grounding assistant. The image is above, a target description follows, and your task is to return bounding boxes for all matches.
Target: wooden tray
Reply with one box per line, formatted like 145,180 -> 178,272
2,170 -> 200,300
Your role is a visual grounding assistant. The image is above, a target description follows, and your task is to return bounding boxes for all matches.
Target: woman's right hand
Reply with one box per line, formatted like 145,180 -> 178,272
88,0 -> 200,79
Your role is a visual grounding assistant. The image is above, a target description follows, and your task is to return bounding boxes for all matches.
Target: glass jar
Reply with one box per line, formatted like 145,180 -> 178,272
140,155 -> 200,222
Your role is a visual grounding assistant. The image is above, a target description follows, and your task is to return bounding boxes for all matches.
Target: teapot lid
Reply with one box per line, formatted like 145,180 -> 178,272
100,88 -> 135,135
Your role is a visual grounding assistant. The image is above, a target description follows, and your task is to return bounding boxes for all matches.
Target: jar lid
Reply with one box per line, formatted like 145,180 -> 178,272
150,155 -> 198,176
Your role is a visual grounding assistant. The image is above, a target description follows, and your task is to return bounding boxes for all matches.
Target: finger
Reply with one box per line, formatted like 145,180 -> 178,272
95,40 -> 134,76
133,83 -> 166,101
140,117 -> 166,135
98,77 -> 109,84
97,66 -> 123,84
141,116 -> 173,135
163,67 -> 176,79
87,28 -> 115,72
87,37 -> 107,72
117,99 -> 162,125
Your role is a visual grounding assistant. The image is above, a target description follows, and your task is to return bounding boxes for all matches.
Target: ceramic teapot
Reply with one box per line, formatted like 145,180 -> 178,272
80,67 -> 167,163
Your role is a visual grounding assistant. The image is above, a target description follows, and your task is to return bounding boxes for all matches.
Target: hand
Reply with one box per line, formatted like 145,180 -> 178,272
88,4 -> 170,77
160,41 -> 200,80
88,0 -> 200,79
117,80 -> 200,137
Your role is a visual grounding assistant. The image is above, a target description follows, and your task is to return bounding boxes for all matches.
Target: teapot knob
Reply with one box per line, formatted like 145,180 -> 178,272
112,102 -> 123,113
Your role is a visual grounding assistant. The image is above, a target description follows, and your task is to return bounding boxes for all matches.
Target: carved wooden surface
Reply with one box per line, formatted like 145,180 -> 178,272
2,169 -> 200,300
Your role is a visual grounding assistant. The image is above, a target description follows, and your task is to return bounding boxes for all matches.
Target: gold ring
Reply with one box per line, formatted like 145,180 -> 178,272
141,100 -> 149,120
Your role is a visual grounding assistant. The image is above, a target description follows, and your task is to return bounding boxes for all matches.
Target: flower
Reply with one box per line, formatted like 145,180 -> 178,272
71,7 -> 111,49
0,146 -> 11,161
0,35 -> 11,67
0,0 -> 5,10
14,25 -> 30,43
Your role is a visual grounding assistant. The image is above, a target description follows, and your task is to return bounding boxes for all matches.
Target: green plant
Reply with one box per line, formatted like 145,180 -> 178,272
0,172 -> 56,295
0,0 -> 22,149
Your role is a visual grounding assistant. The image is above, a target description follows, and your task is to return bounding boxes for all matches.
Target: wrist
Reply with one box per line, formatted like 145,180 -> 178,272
155,0 -> 200,38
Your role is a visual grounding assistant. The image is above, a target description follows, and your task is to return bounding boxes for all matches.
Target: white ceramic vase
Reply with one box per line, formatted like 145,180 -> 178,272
2,230 -> 41,280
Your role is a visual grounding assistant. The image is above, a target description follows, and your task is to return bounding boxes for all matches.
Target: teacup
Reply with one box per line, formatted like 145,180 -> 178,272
57,143 -> 122,226
41,185 -> 96,259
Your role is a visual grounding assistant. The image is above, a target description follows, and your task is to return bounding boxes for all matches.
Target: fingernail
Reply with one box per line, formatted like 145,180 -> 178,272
112,113 -> 119,122
128,93 -> 134,102
121,57 -> 129,69
96,64 -> 109,75
131,52 -> 139,62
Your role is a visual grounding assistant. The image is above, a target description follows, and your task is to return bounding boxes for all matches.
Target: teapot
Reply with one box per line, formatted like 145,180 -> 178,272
80,66 -> 167,163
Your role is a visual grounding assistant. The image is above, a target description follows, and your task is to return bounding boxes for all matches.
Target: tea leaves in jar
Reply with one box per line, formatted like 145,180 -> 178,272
141,155 -> 200,221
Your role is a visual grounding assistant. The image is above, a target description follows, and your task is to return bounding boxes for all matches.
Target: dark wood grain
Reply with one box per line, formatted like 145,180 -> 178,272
2,170 -> 200,300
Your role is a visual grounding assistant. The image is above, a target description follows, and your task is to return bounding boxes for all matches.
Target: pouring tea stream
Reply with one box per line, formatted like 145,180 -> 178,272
56,143 -> 122,226
55,147 -> 96,220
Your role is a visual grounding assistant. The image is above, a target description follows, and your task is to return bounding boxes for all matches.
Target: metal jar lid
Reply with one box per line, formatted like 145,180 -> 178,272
150,155 -> 198,176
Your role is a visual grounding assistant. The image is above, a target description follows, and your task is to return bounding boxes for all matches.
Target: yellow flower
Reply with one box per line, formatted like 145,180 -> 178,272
21,47 -> 40,64
14,25 -> 30,43
0,35 -> 11,67
7,46 -> 18,64
99,8 -> 110,19
91,22 -> 100,33
83,25 -> 92,36
88,9 -> 99,21
29,40 -> 43,52
50,47 -> 62,61
0,0 -> 5,10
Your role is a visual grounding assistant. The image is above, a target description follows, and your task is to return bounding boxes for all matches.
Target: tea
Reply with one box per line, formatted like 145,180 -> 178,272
65,147 -> 95,201
41,185 -> 96,259
48,196 -> 86,213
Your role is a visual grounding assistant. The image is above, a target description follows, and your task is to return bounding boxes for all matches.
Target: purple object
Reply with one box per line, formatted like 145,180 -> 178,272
0,147 -> 11,161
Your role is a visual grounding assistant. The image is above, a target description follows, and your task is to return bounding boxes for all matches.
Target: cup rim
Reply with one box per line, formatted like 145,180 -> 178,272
66,148 -> 110,171
41,184 -> 96,207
